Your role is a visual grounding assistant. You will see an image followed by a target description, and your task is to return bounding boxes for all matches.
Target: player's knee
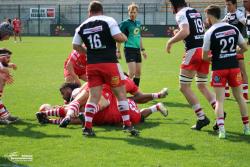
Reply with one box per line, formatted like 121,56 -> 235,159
179,74 -> 193,90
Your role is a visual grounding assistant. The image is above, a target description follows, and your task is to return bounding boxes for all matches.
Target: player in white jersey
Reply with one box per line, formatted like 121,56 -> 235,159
70,1 -> 139,136
223,0 -> 249,101
203,5 -> 249,138
244,0 -> 250,45
166,0 -> 217,130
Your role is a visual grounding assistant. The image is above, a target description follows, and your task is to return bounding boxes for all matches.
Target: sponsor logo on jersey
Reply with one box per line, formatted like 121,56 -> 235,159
194,35 -> 204,39
83,26 -> 103,35
134,27 -> 140,35
189,13 -> 201,18
215,29 -> 236,38
219,53 -> 236,59
214,76 -> 221,83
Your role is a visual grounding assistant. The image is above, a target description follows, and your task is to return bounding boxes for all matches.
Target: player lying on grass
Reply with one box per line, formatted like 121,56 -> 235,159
64,49 -> 87,85
36,82 -> 168,127
0,48 -> 19,124
59,75 -> 168,127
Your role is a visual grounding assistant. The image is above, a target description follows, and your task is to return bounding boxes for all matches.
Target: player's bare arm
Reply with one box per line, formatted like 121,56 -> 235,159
166,24 -> 190,53
113,33 -> 127,43
116,42 -> 122,59
73,44 -> 87,55
202,50 -> 211,62
65,60 -> 81,85
237,42 -> 248,54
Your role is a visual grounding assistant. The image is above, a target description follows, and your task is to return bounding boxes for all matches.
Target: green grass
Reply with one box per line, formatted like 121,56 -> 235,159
0,37 -> 250,167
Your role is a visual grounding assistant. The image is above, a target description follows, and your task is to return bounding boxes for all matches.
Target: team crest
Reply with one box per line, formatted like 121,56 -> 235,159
214,76 -> 221,83
134,28 -> 140,35
111,76 -> 120,86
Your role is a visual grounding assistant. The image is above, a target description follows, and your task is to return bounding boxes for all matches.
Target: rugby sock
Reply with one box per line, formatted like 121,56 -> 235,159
242,116 -> 249,128
242,83 -> 248,100
192,104 -> 205,120
49,118 -> 63,124
217,117 -> 225,131
152,93 -> 161,99
149,105 -> 158,113
45,107 -> 66,117
225,84 -> 230,98
210,100 -> 216,110
66,101 -> 80,118
133,77 -> 140,87
0,91 -> 9,119
118,100 -> 131,126
84,103 -> 97,129
149,104 -> 162,113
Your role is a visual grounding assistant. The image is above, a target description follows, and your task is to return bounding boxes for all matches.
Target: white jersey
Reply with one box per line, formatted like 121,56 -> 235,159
223,9 -> 246,33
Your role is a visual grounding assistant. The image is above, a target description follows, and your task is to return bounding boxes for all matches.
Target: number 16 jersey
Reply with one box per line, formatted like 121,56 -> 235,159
73,15 -> 121,64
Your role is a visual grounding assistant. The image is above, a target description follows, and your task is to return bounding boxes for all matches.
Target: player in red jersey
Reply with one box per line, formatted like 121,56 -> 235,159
203,5 -> 249,138
58,74 -> 168,125
12,17 -> 22,43
64,49 -> 87,85
36,82 -> 167,126
0,48 -> 19,125
166,0 -> 216,130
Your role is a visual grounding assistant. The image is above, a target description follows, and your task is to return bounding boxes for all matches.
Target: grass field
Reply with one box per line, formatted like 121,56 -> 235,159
0,37 -> 250,167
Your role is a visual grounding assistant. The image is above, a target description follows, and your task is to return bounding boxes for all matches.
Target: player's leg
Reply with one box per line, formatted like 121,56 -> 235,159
134,49 -> 142,87
213,87 -> 226,139
59,88 -> 89,127
231,86 -> 250,135
18,32 -> 22,42
179,69 -> 210,130
196,72 -> 216,112
132,88 -> 168,104
82,85 -> 102,136
13,31 -> 17,43
0,78 -> 18,124
134,62 -> 141,86
112,85 -> 139,136
238,59 -> 249,102
127,62 -> 136,79
225,83 -> 230,98
140,102 -> 168,118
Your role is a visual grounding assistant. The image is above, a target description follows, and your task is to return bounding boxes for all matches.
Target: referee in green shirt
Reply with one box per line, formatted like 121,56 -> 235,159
117,2 -> 147,86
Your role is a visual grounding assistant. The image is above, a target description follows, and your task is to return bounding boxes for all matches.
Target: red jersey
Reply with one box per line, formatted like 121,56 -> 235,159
13,19 -> 21,30
64,50 -> 87,77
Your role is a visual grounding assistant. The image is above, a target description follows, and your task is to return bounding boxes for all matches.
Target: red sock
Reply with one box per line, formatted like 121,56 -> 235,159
84,103 -> 97,129
45,107 -> 66,117
118,100 -> 131,126
242,84 -> 248,100
67,101 -> 80,118
225,84 -> 230,97
242,116 -> 249,125
210,100 -> 216,110
192,104 -> 205,120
